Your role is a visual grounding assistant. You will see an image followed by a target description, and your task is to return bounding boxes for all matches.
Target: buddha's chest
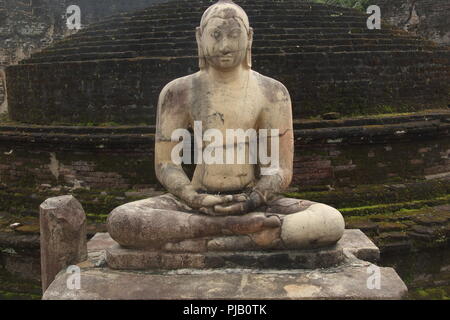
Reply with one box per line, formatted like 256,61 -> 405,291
190,89 -> 262,131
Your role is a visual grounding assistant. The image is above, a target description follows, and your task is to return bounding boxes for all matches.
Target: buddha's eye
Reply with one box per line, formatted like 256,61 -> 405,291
211,30 -> 222,40
229,30 -> 241,38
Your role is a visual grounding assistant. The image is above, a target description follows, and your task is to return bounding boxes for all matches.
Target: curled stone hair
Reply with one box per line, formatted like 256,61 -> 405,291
197,0 -> 253,70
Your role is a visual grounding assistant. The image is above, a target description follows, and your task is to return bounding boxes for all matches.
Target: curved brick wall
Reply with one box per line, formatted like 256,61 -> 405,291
0,0 -> 164,111
5,0 -> 450,125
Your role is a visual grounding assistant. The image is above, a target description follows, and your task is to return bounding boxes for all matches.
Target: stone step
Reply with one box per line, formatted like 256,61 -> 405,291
302,76 -> 448,87
25,48 -> 450,64
50,34 -> 423,51
83,13 -> 369,27
43,262 -> 407,300
94,10 -> 359,26
83,14 -> 367,32
159,1 -> 357,11
67,26 -> 396,41
43,229 -> 406,300
9,0 -> 450,125
74,21 -> 370,38
29,19 -> 435,61
22,50 -> 450,69
25,52 -> 138,63
261,33 -> 420,41
2,110 -> 448,133
34,39 -> 433,58
116,1 -> 357,14
46,37 -> 428,54
61,30 -> 396,47
92,9 -> 360,25
113,1 -> 357,13
29,43 -> 433,59
27,45 -> 440,64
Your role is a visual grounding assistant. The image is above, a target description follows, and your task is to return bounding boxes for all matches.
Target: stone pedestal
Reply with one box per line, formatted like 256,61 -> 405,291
42,230 -> 408,300
40,195 -> 88,293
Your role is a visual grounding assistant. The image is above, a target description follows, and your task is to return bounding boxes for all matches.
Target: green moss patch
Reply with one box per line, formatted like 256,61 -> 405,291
408,286 -> 450,300
285,180 -> 450,213
0,269 -> 41,300
339,195 -> 450,216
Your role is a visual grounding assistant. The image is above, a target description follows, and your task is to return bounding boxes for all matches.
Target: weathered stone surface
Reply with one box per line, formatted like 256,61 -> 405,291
106,244 -> 346,270
281,203 -> 345,249
206,236 -> 259,252
0,69 -> 6,113
336,229 -> 380,263
43,262 -> 407,300
0,231 -> 40,249
107,193 -> 343,251
105,229 -> 373,270
41,229 -> 407,300
39,195 -> 87,292
379,0 -> 450,45
164,238 -> 208,253
87,232 -> 118,252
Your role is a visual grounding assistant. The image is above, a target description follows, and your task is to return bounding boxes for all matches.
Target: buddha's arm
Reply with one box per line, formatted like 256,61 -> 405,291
154,82 -> 191,196
253,83 -> 294,201
155,82 -> 233,209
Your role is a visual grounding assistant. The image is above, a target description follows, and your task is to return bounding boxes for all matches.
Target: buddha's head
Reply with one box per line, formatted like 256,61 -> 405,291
196,0 -> 253,71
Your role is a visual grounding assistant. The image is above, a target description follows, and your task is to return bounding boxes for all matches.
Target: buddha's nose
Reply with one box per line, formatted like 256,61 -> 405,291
219,39 -> 232,55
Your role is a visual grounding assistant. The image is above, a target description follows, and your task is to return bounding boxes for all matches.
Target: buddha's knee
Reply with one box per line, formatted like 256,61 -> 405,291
107,203 -> 147,247
280,203 -> 345,249
107,201 -> 195,248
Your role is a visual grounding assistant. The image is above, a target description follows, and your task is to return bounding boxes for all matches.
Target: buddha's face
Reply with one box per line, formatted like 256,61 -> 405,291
199,16 -> 250,71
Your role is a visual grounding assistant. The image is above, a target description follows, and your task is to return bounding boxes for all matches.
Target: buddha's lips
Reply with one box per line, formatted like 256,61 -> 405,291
219,53 -> 234,59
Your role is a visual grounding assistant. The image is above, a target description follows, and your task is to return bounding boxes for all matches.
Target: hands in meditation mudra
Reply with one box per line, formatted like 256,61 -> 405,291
107,0 -> 345,252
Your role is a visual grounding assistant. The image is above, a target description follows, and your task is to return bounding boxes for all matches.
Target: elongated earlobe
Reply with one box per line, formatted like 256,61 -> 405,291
196,27 -> 207,70
246,28 -> 254,69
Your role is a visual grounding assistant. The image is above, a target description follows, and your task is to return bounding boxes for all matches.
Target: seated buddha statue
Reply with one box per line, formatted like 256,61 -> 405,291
107,0 -> 345,252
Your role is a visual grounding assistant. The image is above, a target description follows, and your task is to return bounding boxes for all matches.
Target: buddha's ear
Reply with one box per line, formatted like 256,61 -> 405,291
245,27 -> 254,69
196,27 -> 207,70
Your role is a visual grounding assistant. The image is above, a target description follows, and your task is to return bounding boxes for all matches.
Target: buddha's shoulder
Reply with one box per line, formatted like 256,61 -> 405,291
160,73 -> 198,95
251,71 -> 291,102
251,71 -> 290,95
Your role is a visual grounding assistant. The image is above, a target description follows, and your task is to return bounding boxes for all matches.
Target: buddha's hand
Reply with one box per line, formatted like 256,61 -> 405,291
201,190 -> 266,216
181,185 -> 234,210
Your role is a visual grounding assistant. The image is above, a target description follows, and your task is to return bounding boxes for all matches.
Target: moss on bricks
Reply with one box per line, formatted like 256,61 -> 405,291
345,204 -> 450,252
0,290 -> 41,300
285,180 -> 450,210
0,269 -> 41,300
377,222 -> 409,232
0,182 -> 161,220
408,286 -> 450,300
339,195 -> 450,216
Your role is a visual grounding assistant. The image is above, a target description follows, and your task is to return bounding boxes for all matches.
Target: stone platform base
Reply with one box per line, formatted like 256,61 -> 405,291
105,229 -> 380,270
43,230 -> 407,300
